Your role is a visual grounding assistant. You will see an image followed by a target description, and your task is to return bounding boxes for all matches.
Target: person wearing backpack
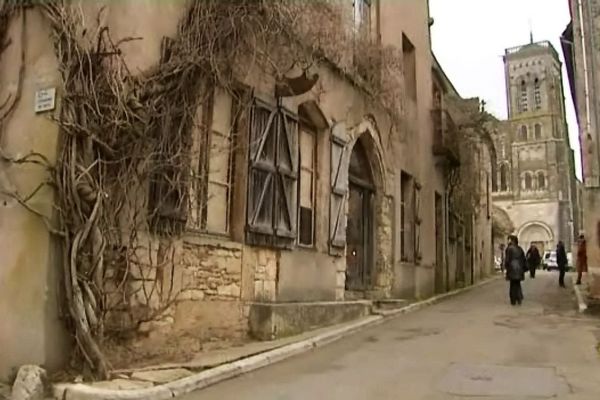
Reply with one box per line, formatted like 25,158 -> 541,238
504,235 -> 526,305
526,243 -> 541,279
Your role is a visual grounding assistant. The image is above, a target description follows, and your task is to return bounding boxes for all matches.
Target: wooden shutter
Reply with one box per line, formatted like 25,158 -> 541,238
246,100 -> 298,247
275,109 -> 298,239
414,181 -> 422,263
330,123 -> 349,250
247,101 -> 278,236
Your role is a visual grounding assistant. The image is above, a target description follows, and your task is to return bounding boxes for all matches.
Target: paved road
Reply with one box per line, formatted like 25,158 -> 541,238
182,272 -> 600,399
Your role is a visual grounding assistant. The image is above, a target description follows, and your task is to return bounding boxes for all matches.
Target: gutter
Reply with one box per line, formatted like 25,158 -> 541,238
577,0 -> 594,185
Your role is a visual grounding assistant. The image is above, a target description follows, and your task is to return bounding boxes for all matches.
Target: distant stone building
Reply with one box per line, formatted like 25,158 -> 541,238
492,40 -> 579,254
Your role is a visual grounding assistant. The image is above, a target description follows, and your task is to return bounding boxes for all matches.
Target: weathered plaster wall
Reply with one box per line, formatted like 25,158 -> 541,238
0,9 -> 69,380
380,0 -> 445,299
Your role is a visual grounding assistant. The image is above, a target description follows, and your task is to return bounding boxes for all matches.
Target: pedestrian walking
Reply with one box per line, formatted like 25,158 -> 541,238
576,234 -> 588,285
504,235 -> 526,305
526,243 -> 541,279
557,241 -> 568,288
499,243 -> 506,273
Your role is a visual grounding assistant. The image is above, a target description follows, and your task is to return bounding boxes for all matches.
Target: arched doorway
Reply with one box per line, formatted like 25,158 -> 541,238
345,139 -> 375,292
518,222 -> 554,254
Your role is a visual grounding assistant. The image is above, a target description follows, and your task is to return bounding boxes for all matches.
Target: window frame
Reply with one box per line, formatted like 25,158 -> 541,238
519,80 -> 528,112
400,171 -> 414,262
524,172 -> 533,191
534,78 -> 542,110
354,0 -> 372,35
186,87 -> 235,236
519,125 -> 528,141
537,171 -> 546,190
297,120 -> 317,248
534,123 -> 542,140
403,33 -> 417,102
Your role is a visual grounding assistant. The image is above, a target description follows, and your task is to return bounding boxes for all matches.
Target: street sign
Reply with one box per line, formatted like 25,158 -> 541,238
34,88 -> 56,113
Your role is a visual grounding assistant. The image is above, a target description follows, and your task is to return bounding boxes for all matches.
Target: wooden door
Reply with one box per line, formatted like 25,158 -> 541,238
346,184 -> 373,291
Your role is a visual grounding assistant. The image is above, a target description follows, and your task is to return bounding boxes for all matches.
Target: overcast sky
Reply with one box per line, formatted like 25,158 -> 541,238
429,0 -> 582,179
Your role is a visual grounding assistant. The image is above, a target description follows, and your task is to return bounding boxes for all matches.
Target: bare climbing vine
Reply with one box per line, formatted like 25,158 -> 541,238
448,99 -> 498,214
0,0 -> 408,379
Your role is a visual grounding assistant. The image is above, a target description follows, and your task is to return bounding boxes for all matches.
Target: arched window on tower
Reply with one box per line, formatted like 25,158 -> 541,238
534,78 -> 542,110
524,172 -> 533,190
534,123 -> 542,139
500,164 -> 509,192
520,125 -> 528,141
520,80 -> 528,112
537,171 -> 546,190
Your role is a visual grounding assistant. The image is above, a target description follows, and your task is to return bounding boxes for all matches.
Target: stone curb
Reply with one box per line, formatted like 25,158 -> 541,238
572,276 -> 588,313
53,275 -> 500,400
374,275 -> 501,318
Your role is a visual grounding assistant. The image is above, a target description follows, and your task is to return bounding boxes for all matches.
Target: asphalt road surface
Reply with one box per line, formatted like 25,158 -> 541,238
182,271 -> 600,399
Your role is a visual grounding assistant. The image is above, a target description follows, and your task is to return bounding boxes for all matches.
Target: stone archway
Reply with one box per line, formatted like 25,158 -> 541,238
344,125 -> 391,299
518,222 -> 554,254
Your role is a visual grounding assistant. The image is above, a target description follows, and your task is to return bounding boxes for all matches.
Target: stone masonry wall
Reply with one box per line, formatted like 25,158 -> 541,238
179,237 -> 243,301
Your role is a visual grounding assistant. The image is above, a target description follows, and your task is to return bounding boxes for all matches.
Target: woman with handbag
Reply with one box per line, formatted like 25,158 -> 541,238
505,235 -> 526,305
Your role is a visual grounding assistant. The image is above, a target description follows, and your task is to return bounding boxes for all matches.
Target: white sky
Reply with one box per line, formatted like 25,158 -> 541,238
429,0 -> 582,179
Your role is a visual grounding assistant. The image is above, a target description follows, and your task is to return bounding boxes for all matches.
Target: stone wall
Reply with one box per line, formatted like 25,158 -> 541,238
179,237 -> 242,302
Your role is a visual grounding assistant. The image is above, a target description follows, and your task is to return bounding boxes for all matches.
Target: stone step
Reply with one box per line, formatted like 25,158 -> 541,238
374,299 -> 409,310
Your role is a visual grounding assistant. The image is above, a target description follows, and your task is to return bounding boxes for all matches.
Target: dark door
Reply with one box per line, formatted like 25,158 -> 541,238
346,184 -> 373,291
345,139 -> 374,292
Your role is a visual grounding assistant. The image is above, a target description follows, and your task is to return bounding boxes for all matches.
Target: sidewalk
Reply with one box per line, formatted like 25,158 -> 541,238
53,275 -> 501,400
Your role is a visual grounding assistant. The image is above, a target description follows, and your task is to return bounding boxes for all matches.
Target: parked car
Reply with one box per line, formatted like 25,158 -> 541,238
494,256 -> 503,271
543,250 -> 558,270
542,250 -> 574,271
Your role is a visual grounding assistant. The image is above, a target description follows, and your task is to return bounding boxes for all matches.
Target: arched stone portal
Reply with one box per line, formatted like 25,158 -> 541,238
344,127 -> 391,298
345,139 -> 374,291
518,222 -> 554,253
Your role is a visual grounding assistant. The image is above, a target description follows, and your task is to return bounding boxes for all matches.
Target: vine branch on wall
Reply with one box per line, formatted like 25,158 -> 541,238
0,0 -> 410,378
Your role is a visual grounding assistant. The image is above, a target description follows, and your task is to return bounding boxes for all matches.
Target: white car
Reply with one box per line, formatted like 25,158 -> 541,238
543,250 -> 558,270
542,250 -> 574,271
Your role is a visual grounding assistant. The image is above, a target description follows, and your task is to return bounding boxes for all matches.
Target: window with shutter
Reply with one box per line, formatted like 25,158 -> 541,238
400,171 -> 414,262
414,181 -> 422,263
298,124 -> 316,247
329,125 -> 349,251
246,99 -> 298,247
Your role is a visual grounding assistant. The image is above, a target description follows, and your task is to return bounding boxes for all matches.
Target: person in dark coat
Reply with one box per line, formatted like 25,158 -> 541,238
576,234 -> 588,285
556,241 -> 568,288
504,235 -> 526,305
526,244 -> 541,279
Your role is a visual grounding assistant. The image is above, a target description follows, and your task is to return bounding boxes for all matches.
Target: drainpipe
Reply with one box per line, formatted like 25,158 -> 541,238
578,0 -> 595,186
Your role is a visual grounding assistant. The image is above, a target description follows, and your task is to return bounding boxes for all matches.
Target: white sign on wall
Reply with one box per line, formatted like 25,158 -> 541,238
34,88 -> 56,113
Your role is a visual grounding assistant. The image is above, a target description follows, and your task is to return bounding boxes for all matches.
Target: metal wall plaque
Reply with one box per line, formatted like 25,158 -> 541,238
34,88 -> 56,113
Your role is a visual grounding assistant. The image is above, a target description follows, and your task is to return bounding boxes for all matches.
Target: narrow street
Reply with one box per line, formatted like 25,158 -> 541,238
183,272 -> 600,400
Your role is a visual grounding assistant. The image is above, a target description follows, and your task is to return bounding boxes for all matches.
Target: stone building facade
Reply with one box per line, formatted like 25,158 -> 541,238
562,0 -> 600,295
0,0 -> 494,378
492,40 -> 579,254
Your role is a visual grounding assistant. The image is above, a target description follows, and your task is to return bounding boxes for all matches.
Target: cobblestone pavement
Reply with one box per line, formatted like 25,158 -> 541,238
182,271 -> 600,400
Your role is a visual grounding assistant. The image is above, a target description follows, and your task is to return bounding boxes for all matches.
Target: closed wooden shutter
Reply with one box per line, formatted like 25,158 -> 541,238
330,123 -> 349,250
275,108 -> 298,239
247,101 -> 278,236
246,100 -> 298,247
414,181 -> 422,263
